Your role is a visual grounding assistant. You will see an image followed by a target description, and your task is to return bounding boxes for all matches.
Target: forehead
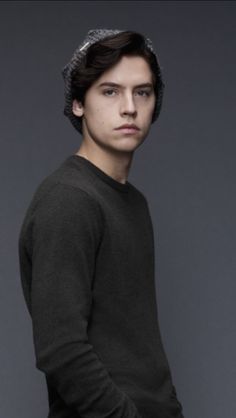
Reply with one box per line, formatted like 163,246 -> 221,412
94,55 -> 153,87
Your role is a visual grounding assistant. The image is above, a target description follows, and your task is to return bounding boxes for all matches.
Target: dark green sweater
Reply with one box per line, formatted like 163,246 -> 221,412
18,154 -> 184,418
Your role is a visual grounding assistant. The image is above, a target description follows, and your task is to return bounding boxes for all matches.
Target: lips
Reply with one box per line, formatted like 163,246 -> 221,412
115,124 -> 139,130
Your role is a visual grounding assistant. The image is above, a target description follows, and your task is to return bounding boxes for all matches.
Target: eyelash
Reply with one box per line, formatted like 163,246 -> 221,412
103,89 -> 151,97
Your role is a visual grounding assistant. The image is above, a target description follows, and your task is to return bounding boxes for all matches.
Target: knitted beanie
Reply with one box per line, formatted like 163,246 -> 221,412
62,29 -> 165,134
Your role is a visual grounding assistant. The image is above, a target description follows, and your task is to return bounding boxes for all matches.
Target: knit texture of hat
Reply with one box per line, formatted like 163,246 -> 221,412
62,29 -> 165,135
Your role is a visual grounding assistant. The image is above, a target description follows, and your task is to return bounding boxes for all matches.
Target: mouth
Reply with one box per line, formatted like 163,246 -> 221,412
116,127 -> 139,134
115,124 -> 140,134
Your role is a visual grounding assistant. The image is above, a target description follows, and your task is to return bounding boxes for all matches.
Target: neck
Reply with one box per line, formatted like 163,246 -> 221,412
75,141 -> 134,185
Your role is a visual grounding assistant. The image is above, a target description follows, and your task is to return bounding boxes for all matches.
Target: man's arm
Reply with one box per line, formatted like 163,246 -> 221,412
22,182 -> 142,418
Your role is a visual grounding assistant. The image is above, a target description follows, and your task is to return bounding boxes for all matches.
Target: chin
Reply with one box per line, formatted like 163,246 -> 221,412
114,139 -> 145,153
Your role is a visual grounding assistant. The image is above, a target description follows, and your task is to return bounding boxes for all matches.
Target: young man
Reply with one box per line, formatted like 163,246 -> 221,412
18,29 -> 184,418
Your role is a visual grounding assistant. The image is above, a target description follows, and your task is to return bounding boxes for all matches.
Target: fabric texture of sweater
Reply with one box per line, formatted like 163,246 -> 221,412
18,154 -> 184,418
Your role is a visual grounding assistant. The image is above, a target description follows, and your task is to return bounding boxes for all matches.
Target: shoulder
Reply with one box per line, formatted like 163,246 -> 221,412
21,180 -> 104,247
24,182 -> 104,261
34,181 -> 103,229
24,156 -> 103,222
18,161 -> 105,256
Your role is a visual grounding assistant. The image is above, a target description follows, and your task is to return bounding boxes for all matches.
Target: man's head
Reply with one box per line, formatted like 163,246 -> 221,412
72,54 -> 157,154
62,29 -> 165,137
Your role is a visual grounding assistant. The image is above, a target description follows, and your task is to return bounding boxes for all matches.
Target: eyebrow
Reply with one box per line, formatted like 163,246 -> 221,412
97,82 -> 153,89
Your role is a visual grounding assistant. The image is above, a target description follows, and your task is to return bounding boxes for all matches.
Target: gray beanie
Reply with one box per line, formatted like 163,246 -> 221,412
62,28 -> 165,134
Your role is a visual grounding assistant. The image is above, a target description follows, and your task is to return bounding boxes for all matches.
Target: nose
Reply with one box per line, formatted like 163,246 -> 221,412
120,92 -> 137,117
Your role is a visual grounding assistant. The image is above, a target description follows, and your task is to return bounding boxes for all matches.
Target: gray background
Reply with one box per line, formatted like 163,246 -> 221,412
1,1 -> 235,417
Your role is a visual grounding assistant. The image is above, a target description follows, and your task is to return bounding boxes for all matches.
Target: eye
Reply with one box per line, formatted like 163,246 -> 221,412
136,90 -> 150,97
103,89 -> 117,97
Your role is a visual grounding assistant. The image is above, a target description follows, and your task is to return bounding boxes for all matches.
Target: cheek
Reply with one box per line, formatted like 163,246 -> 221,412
93,105 -> 113,126
85,108 -> 107,131
143,100 -> 156,120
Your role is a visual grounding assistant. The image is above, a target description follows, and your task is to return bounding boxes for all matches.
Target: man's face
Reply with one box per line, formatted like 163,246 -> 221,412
72,55 -> 156,154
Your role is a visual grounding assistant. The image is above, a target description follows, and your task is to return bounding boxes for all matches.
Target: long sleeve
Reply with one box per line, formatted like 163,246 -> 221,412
26,182 -> 142,418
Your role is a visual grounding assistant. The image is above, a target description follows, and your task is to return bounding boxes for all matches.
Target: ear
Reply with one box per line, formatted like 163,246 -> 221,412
72,99 -> 84,117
